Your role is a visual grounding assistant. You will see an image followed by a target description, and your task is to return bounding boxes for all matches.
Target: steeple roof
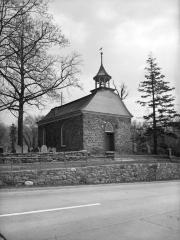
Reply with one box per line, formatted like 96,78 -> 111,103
93,64 -> 111,82
93,50 -> 111,85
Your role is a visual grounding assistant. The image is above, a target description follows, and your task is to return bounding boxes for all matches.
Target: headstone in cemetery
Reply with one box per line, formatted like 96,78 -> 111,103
24,180 -> 34,186
15,145 -> 22,153
146,143 -> 151,154
23,145 -> 28,153
41,145 -> 48,153
71,168 -> 76,172
52,147 -> 56,152
133,142 -> 137,153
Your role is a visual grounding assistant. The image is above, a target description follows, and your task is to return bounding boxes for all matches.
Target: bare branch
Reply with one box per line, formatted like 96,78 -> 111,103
113,81 -> 128,100
0,0 -> 81,148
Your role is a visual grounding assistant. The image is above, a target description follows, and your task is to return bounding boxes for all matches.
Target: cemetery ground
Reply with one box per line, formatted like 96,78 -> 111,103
0,181 -> 180,240
0,153 -> 178,172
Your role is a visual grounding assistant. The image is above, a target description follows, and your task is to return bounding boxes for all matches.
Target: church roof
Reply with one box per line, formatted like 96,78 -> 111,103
83,88 -> 132,117
38,88 -> 132,125
38,93 -> 95,125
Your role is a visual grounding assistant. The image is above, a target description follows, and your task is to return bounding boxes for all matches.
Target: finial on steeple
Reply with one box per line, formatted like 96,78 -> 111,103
93,48 -> 111,89
99,47 -> 103,65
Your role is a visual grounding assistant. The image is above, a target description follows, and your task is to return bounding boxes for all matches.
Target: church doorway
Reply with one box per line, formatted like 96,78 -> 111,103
104,122 -> 115,151
105,132 -> 114,151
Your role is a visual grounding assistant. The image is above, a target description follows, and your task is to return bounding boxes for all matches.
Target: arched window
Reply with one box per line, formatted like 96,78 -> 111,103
105,122 -> 114,133
42,128 -> 46,145
61,123 -> 66,147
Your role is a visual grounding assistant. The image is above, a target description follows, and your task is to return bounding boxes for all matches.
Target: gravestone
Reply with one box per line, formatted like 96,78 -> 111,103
146,143 -> 151,154
23,145 -> 28,153
71,168 -> 76,172
41,145 -> 48,153
15,145 -> 29,153
52,147 -> 56,152
15,145 -> 21,153
133,142 -> 137,153
24,180 -> 34,186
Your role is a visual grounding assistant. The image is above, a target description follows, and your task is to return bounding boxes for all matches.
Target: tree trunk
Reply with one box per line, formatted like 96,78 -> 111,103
153,110 -> 157,154
18,13 -> 25,153
151,72 -> 157,154
18,101 -> 24,153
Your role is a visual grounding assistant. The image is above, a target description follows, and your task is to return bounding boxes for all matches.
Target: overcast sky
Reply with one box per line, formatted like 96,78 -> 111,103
0,0 -> 179,125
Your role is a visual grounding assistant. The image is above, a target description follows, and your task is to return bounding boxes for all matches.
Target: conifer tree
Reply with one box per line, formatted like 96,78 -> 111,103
138,54 -> 178,154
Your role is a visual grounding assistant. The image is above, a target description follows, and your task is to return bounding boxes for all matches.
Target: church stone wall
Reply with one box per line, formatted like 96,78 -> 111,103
115,119 -> 132,154
83,112 -> 132,154
38,115 -> 83,151
38,112 -> 132,154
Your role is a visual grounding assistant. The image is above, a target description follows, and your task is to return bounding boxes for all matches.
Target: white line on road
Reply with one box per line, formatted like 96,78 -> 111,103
0,203 -> 101,218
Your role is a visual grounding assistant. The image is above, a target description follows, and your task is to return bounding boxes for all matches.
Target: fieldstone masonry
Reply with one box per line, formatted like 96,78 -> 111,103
83,113 -> 132,154
0,151 -> 88,164
0,162 -> 179,187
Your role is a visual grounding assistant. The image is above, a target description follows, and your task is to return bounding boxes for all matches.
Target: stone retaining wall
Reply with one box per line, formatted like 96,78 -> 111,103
0,150 -> 88,164
0,162 -> 179,187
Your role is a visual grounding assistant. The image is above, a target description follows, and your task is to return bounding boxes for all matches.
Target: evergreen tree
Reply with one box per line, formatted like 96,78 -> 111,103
138,54 -> 178,154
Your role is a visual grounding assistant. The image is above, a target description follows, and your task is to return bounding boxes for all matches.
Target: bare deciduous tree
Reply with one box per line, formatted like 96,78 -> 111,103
0,0 -> 81,151
113,81 -> 128,100
0,0 -> 40,62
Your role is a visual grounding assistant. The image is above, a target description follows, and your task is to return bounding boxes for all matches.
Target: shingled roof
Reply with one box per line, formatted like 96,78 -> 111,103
93,64 -> 111,82
38,87 -> 133,126
38,93 -> 95,125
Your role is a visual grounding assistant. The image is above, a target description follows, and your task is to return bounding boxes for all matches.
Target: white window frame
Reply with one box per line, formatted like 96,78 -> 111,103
61,124 -> 66,147
42,128 -> 46,145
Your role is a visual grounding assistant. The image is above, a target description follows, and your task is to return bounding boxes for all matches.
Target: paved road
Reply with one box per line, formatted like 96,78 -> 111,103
0,181 -> 180,240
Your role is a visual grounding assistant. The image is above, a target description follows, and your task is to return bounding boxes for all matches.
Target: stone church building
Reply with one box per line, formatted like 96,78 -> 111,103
38,52 -> 132,154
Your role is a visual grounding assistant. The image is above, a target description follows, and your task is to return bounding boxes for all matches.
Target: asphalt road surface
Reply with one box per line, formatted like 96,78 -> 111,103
0,181 -> 180,240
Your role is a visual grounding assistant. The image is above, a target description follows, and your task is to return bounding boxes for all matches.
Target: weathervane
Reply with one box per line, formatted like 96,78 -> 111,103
99,47 -> 103,65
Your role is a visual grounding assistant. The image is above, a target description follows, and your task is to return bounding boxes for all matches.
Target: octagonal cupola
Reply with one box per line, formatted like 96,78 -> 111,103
93,49 -> 111,88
